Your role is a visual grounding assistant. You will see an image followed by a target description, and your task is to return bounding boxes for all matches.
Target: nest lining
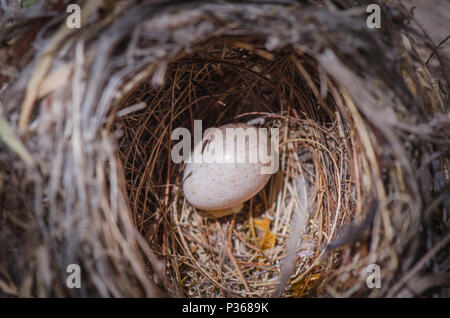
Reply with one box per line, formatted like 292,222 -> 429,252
116,38 -> 369,297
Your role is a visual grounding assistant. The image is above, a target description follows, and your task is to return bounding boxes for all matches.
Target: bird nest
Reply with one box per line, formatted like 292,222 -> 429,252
118,41 -> 362,297
0,1 -> 449,298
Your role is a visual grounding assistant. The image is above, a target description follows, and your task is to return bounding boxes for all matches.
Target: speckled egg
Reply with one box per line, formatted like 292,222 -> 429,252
183,123 -> 275,217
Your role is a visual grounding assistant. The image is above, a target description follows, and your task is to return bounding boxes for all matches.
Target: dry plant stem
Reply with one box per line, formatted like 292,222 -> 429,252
387,232 -> 450,297
137,51 -> 354,296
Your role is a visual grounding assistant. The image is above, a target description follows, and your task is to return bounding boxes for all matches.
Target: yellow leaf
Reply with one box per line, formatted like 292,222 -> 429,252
254,217 -> 271,231
260,230 -> 276,250
253,217 -> 276,250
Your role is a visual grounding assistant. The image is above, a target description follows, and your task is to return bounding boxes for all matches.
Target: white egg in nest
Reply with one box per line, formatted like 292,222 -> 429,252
182,123 -> 277,218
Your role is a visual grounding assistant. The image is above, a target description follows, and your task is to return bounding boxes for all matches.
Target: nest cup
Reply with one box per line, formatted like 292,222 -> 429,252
0,1 -> 449,298
118,39 -> 360,297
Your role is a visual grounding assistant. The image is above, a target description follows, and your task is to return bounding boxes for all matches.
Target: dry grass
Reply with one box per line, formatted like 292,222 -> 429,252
116,40 -> 380,297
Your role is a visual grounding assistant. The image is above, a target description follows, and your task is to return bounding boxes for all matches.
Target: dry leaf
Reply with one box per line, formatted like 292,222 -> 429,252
254,217 -> 276,250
